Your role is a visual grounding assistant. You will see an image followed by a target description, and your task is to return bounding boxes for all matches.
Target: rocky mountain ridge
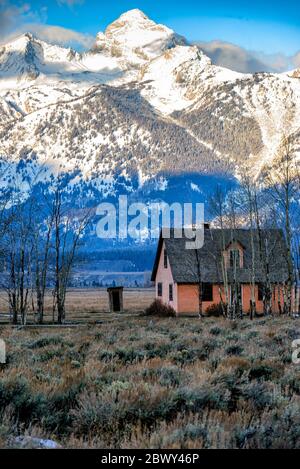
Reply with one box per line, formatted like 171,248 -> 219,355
0,8 -> 299,201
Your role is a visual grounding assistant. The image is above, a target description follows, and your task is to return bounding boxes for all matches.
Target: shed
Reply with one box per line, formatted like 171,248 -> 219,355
107,287 -> 124,313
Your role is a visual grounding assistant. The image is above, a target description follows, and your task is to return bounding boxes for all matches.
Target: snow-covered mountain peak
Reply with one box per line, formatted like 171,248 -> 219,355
3,32 -> 80,63
139,45 -> 211,112
105,8 -> 173,40
0,10 -> 193,85
138,44 -> 244,113
0,33 -> 43,81
1,8 -> 300,200
91,8 -> 186,69
0,33 -> 87,86
3,32 -> 35,50
116,8 -> 149,22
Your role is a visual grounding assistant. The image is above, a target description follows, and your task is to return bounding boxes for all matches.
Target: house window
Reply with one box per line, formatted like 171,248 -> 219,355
202,283 -> 213,302
157,282 -> 162,297
230,250 -> 240,268
164,249 -> 168,268
169,284 -> 173,301
258,284 -> 264,301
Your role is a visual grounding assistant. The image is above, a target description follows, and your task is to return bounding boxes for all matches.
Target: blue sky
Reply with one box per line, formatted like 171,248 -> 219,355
1,0 -> 300,71
24,0 -> 300,54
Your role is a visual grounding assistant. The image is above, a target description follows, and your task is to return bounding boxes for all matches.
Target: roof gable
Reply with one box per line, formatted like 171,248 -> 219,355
225,239 -> 246,250
151,232 -> 164,281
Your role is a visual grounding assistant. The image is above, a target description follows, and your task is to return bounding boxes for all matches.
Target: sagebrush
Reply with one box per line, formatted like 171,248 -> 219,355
0,315 -> 299,449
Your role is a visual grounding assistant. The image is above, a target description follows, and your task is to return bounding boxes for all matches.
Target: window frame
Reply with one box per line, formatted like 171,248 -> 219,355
157,282 -> 163,297
258,284 -> 264,301
230,249 -> 240,268
169,283 -> 173,302
202,283 -> 213,302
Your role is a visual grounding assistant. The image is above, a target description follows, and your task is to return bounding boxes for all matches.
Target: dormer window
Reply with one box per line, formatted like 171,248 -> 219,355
224,239 -> 244,269
230,249 -> 240,268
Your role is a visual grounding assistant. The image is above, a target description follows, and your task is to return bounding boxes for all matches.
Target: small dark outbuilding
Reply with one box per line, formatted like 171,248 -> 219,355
107,287 -> 124,313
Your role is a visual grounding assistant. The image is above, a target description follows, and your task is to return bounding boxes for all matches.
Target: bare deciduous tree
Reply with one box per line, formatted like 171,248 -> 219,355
264,134 -> 299,314
51,186 -> 91,324
2,200 -> 33,325
208,186 -> 230,317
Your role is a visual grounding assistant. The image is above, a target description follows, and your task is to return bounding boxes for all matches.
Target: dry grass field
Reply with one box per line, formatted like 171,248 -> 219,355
0,312 -> 299,449
0,288 -> 155,323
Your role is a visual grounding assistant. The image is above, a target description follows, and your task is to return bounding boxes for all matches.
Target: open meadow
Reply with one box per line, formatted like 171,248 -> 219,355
0,288 -> 155,323
0,311 -> 299,449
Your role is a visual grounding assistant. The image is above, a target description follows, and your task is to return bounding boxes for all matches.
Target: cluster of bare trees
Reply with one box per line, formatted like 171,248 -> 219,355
264,135 -> 300,315
207,187 -> 246,319
0,184 -> 90,325
206,134 -> 300,319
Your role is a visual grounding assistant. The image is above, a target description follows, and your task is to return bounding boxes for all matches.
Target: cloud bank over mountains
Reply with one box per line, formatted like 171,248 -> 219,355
0,0 -> 299,72
196,40 -> 299,73
0,0 -> 94,49
7,23 -> 94,49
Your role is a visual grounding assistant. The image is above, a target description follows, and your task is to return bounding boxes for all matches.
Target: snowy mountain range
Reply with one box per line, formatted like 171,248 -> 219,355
0,8 -> 300,202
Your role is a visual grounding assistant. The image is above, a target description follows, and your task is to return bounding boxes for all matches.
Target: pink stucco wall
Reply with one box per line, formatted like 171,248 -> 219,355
177,284 -> 222,315
176,283 -> 287,315
155,240 -> 177,311
242,284 -> 286,314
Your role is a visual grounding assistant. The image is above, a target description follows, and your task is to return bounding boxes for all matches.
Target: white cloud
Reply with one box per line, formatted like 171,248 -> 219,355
25,23 -> 94,49
0,1 -> 31,35
292,52 -> 300,69
0,1 -> 93,49
196,40 -> 295,73
0,24 -> 94,49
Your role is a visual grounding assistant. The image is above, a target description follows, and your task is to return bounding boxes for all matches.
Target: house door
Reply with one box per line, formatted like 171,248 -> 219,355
112,291 -> 121,312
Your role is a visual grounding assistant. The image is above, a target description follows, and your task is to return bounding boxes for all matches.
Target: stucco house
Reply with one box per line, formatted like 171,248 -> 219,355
151,227 -> 290,315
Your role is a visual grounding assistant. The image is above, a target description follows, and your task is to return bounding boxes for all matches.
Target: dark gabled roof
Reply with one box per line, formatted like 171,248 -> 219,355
225,238 -> 246,250
151,228 -> 289,284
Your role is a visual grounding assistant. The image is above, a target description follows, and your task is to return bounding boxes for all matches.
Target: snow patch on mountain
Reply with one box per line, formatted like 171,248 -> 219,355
139,45 -> 243,113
